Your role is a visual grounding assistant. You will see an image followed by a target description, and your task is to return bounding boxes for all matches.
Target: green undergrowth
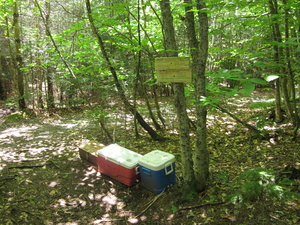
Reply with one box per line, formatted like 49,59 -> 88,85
249,101 -> 275,109
229,167 -> 300,204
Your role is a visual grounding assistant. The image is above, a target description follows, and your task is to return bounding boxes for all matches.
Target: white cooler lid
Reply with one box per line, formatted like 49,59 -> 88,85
97,144 -> 142,169
138,150 -> 175,171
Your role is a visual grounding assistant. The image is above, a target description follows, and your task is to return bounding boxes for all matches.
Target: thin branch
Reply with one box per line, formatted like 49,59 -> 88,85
177,201 -> 226,211
214,103 -> 268,138
135,190 -> 165,218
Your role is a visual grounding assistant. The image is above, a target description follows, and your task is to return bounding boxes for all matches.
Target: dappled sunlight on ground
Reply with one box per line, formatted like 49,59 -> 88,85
0,120 -> 82,167
0,119 -> 147,224
1,94 -> 300,224
0,125 -> 39,139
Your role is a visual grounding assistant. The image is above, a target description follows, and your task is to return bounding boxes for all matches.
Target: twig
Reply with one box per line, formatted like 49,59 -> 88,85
7,160 -> 59,170
135,190 -> 165,218
177,201 -> 226,212
7,164 -> 46,169
96,218 -> 124,223
47,160 -> 59,169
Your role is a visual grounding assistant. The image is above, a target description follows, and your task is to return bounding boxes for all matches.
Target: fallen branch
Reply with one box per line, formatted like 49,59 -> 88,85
7,160 -> 59,170
177,201 -> 226,211
135,190 -> 165,218
214,104 -> 268,138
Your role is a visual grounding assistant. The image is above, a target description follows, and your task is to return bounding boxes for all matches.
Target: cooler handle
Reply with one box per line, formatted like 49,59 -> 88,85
141,167 -> 151,176
135,166 -> 140,175
165,162 -> 173,175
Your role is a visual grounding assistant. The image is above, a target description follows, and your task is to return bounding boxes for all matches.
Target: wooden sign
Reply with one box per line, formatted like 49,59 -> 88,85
155,57 -> 192,83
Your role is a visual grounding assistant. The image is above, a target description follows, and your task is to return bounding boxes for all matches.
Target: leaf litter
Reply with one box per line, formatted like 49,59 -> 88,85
0,92 -> 300,224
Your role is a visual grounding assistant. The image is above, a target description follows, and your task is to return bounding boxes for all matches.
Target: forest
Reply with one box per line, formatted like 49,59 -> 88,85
0,0 -> 300,224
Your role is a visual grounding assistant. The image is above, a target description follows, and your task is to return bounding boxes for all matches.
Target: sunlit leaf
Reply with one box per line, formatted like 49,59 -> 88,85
265,75 -> 279,82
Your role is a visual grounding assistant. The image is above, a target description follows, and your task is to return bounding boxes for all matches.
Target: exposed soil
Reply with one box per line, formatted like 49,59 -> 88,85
1,95 -> 300,224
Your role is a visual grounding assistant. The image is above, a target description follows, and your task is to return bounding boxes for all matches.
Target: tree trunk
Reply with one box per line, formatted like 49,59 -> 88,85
268,0 -> 284,123
152,84 -> 166,128
5,16 -> 15,99
282,0 -> 299,139
13,1 -> 26,109
47,68 -> 55,109
0,55 -> 7,100
184,0 -> 209,192
160,0 -> 195,187
268,0 -> 299,139
35,13 -> 43,109
86,0 -> 161,141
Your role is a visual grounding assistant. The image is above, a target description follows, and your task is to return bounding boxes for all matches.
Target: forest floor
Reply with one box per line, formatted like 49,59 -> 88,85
1,90 -> 300,225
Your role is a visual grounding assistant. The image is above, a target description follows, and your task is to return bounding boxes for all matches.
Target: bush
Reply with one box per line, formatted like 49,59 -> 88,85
230,167 -> 300,204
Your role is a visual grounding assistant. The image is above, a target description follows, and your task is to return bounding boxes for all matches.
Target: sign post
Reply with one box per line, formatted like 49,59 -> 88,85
155,57 -> 192,83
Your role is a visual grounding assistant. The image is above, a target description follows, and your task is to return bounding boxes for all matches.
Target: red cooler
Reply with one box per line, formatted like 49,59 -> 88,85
97,144 -> 142,186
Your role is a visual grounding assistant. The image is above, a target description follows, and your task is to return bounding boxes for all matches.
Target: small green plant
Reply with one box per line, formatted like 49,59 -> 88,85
254,116 -> 267,129
249,101 -> 275,109
230,167 -> 300,204
180,188 -> 198,202
84,108 -> 109,122
170,205 -> 177,213
216,172 -> 228,182
4,112 -> 23,123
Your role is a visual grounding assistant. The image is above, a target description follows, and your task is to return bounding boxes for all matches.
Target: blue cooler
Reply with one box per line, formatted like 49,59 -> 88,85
138,150 -> 176,194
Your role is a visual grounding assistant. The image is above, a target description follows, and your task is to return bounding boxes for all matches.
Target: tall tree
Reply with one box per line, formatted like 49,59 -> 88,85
44,1 -> 55,109
13,0 -> 26,109
268,0 -> 299,139
184,0 -> 209,191
159,0 -> 195,190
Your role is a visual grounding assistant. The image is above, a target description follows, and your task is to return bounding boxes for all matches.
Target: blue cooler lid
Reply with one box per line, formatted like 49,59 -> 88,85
138,150 -> 175,171
97,144 -> 142,169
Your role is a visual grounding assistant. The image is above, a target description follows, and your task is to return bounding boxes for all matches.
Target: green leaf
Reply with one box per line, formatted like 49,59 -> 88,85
170,205 -> 177,213
250,78 -> 267,85
242,82 -> 255,96
265,75 -> 279,82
